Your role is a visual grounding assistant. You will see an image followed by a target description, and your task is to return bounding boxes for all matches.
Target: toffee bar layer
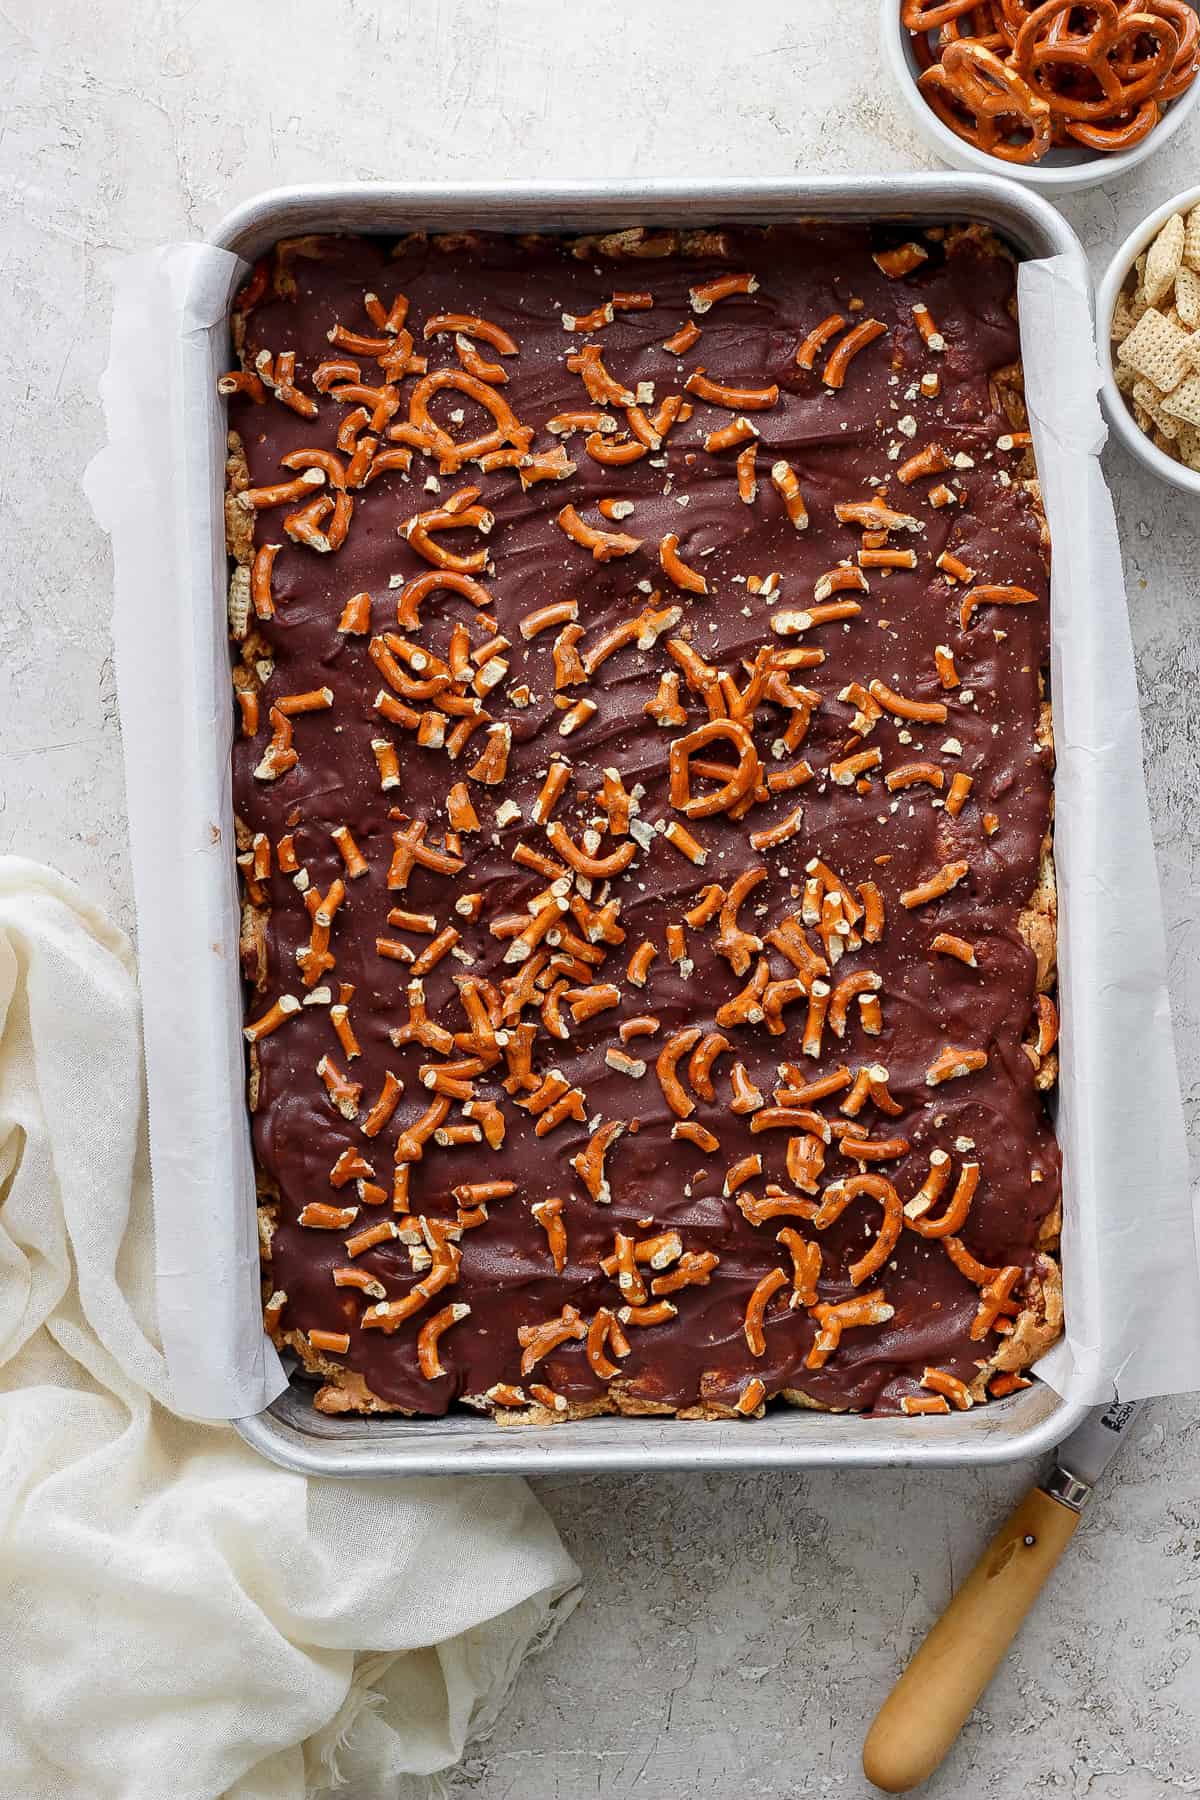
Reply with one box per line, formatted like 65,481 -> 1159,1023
225,221 -> 1063,1424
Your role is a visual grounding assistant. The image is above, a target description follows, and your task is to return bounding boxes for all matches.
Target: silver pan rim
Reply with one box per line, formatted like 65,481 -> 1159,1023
216,173 -> 1087,1475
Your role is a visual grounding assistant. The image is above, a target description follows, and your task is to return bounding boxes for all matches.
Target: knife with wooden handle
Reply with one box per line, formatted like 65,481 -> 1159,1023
862,1399 -> 1142,1793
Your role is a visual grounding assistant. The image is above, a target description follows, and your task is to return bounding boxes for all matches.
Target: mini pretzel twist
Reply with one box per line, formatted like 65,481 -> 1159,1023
813,1174 -> 903,1287
652,1250 -> 719,1296
744,1267 -> 789,1356
531,1198 -> 568,1274
417,1302 -> 471,1379
669,719 -> 760,819
806,1290 -> 895,1370
586,1307 -> 629,1379
1012,0 -> 1179,124
656,1027 -> 706,1119
556,503 -> 644,562
518,1304 -> 587,1374
905,1156 -> 980,1237
688,1031 -> 732,1102
715,866 -> 767,975
919,39 -> 1053,163
405,368 -> 528,471
716,959 -> 771,1032
402,488 -> 494,573
777,1229 -> 822,1308
901,0 -> 979,25
958,583 -> 1038,630
571,1119 -> 626,1204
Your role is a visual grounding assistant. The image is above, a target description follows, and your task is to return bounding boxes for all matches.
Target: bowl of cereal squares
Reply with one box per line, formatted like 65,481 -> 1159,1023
1099,186 -> 1200,493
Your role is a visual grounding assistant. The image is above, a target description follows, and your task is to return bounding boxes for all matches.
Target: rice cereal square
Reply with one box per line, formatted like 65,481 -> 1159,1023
1144,212 -> 1185,309
1161,372 -> 1200,428
1175,265 -> 1200,329
1182,205 -> 1200,274
1117,307 -> 1193,394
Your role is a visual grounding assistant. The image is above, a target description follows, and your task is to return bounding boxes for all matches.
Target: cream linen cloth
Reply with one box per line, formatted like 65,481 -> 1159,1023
0,858 -> 580,1800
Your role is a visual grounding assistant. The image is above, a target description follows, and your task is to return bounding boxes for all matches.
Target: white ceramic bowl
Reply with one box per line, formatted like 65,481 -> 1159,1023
881,0 -> 1200,195
1097,183 -> 1200,496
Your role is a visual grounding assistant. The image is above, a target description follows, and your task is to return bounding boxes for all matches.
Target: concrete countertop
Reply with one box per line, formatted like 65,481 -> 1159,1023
1,4 -> 1197,1795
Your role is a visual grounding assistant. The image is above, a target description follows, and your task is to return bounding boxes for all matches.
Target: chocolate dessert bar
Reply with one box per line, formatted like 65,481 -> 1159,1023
224,220 -> 1062,1422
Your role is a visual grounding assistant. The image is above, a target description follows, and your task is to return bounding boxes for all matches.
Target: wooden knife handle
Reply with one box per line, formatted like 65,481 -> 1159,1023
862,1486 -> 1080,1793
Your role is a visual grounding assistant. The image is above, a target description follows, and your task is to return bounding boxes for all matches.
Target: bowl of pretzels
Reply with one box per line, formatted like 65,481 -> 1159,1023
883,0 -> 1200,192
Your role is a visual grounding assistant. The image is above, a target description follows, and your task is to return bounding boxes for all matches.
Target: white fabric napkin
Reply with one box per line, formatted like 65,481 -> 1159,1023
0,857 -> 580,1800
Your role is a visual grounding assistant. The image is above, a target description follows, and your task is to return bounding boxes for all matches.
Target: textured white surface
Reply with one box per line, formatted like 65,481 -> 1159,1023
0,3 -> 1197,1795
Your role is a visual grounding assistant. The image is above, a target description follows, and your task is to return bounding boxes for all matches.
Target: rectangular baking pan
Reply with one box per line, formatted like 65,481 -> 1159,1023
213,175 -> 1091,1475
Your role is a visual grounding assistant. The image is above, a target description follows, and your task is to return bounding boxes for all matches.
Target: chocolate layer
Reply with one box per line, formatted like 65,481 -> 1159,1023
227,222 -> 1059,1421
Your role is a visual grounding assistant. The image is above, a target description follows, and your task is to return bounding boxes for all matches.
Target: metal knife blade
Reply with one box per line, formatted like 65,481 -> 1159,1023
1046,1399 -> 1143,1509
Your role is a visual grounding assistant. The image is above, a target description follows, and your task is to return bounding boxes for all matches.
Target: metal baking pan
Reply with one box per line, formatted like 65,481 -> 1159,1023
213,175 -> 1090,1476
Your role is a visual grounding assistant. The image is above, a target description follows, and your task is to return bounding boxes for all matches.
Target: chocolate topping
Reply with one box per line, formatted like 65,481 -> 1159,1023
228,223 -> 1059,1421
